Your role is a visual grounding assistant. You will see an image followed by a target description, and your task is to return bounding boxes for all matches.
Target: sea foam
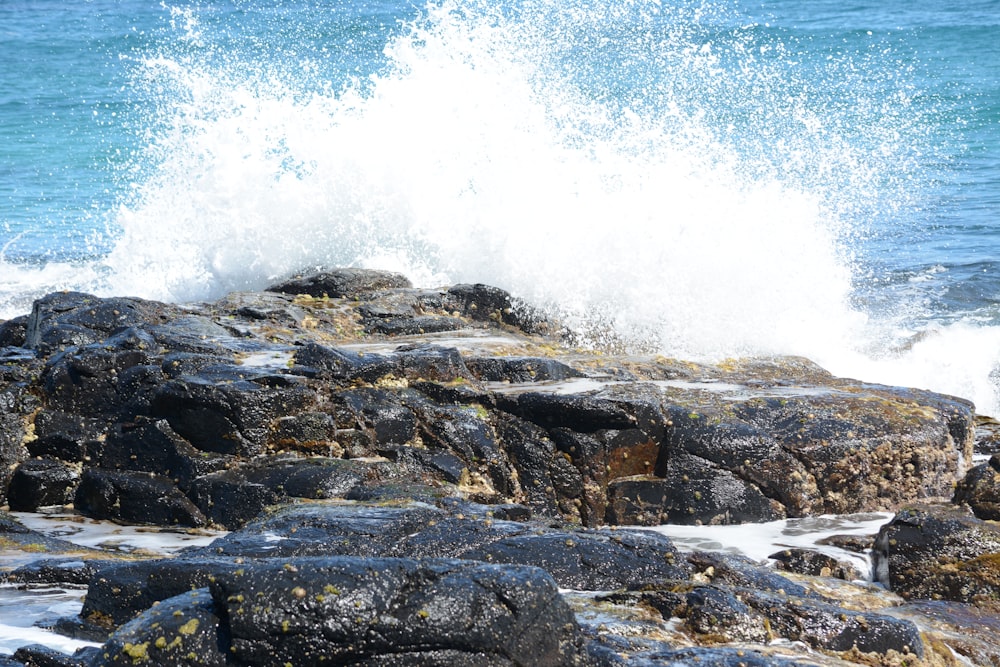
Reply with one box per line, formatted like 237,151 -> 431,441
5,0 -> 1000,415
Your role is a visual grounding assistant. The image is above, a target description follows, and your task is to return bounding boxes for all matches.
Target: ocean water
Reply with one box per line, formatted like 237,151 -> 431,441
2,0 -> 999,414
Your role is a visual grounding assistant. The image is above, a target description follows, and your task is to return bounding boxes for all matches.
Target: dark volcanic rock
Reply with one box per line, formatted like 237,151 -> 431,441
874,504 -> 1000,604
460,529 -> 689,590
366,314 -> 466,335
445,283 -> 547,334
148,371 -> 311,457
7,458 -> 79,511
0,315 -> 28,347
466,356 -> 583,383
267,268 -> 412,299
606,452 -> 784,526
41,328 -> 157,420
74,468 -> 206,527
25,292 -> 171,355
210,557 -> 587,667
98,419 -> 231,490
198,503 -> 446,559
82,557 -> 245,628
28,410 -> 104,462
0,358 -> 43,502
188,456 -> 402,529
90,588 -> 231,666
293,342 -> 400,383
954,455 -> 1000,520
769,547 -> 864,581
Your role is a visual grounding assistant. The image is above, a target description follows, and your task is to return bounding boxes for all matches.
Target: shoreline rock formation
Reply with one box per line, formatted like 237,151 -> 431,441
0,268 -> 996,666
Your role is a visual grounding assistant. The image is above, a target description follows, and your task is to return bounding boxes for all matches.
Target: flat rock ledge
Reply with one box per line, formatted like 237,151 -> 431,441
0,267 -> 995,666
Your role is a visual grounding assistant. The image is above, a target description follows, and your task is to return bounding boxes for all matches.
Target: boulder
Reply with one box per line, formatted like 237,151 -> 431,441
266,268 -> 411,299
25,293 -> 171,355
90,588 -> 230,667
7,458 -> 79,510
74,468 -> 206,527
147,370 -> 311,457
210,557 -> 587,666
954,455 -> 1000,520
873,504 -> 1000,604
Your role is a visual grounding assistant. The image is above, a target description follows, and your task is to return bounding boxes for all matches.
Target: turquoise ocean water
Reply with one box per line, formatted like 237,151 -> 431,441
2,0 -> 999,414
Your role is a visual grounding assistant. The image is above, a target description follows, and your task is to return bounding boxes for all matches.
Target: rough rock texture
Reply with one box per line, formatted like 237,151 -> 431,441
954,454 -> 1000,520
874,503 -> 1000,605
0,270 -> 993,666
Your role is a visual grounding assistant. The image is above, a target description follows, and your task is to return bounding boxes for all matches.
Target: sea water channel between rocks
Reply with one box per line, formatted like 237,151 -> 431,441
0,269 -> 998,665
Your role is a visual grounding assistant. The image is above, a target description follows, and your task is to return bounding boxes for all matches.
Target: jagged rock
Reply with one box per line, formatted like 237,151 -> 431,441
98,419 -> 231,490
445,283 -> 547,334
465,356 -> 583,383
0,315 -> 28,347
409,400 -> 512,497
7,458 -> 79,510
267,268 -> 412,299
0,360 -> 41,503
625,647 -> 820,667
41,328 -> 158,420
366,315 -> 466,335
198,503 -> 446,559
606,451 -> 784,526
147,370 -> 311,457
459,529 -> 689,590
396,344 -> 473,383
873,504 -> 1000,604
292,342 -> 399,383
2,557 -> 115,587
187,456 -> 402,529
25,293 -> 171,355
954,455 -> 1000,520
27,410 -> 104,462
74,468 -> 206,527
379,445 -> 467,484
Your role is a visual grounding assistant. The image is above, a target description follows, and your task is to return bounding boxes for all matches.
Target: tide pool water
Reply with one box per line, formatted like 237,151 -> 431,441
1,0 -> 999,414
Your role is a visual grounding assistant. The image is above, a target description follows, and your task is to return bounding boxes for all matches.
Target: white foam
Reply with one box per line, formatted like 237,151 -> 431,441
646,512 -> 893,582
3,0 -> 992,422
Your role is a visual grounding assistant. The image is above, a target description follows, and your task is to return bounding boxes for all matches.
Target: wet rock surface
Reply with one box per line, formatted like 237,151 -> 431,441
0,269 -> 993,665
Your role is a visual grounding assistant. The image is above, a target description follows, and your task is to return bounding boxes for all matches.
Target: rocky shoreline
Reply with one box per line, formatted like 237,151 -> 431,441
0,268 -> 998,665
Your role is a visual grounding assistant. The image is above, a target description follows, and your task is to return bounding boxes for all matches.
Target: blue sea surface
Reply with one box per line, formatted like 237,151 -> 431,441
1,0 -> 999,412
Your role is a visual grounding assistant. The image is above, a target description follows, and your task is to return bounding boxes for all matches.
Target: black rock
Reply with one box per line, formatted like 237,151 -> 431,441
366,315 -> 466,335
147,371 -> 310,457
90,588 -> 232,666
954,457 -> 1000,520
81,557 -> 245,628
292,342 -> 399,383
606,451 -> 784,526
74,468 -> 206,527
0,315 -> 28,347
445,283 -> 547,334
769,547 -> 864,581
7,458 -> 79,511
25,293 -> 170,355
466,356 -> 583,383
873,504 -> 1000,603
98,419 -> 232,491
28,410 -> 104,462
267,268 -> 412,299
210,557 -> 587,666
